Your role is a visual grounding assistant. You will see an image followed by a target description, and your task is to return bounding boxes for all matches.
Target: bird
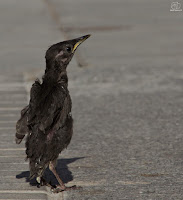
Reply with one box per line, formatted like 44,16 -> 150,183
15,34 -> 91,192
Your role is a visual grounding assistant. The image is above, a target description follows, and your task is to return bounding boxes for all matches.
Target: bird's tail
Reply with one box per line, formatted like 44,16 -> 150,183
29,159 -> 45,179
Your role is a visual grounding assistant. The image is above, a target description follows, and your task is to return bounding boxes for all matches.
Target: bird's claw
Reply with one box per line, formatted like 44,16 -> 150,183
51,185 -> 82,193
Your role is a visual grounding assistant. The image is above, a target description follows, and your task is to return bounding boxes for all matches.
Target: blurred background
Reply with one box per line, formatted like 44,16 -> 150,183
0,0 -> 183,199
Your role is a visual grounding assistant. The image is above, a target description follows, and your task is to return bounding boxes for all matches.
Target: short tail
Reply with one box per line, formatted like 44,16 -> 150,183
29,159 -> 45,179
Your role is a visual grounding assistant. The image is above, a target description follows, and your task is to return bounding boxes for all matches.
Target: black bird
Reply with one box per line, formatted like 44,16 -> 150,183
15,35 -> 90,192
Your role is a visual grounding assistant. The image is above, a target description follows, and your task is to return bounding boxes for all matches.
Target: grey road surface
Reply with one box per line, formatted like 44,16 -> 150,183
0,0 -> 183,199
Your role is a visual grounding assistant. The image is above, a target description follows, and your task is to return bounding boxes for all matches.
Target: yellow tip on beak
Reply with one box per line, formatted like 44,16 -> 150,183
72,34 -> 91,53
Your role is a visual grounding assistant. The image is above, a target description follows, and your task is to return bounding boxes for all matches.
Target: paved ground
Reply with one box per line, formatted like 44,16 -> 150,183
0,0 -> 183,199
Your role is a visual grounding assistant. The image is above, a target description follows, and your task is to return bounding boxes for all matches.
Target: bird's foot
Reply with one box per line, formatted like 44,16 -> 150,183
36,177 -> 53,188
51,185 -> 82,193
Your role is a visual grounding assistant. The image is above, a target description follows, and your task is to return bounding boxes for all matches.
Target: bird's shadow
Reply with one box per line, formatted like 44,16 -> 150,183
16,157 -> 84,186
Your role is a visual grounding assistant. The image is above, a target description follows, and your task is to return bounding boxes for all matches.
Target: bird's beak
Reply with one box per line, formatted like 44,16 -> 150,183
72,34 -> 91,53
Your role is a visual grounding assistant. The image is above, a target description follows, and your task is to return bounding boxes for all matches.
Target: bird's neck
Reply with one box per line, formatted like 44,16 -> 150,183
42,69 -> 68,88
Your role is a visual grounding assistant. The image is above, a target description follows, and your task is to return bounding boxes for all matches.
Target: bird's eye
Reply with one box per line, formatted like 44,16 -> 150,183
66,46 -> 72,53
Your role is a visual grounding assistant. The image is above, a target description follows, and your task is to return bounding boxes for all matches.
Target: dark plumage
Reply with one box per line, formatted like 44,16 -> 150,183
15,35 -> 90,192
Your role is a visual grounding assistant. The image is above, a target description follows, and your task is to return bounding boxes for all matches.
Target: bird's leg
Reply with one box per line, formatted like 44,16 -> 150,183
49,160 -> 81,193
49,160 -> 66,191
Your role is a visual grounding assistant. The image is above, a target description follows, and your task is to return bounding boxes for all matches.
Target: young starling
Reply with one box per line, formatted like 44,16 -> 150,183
15,35 -> 90,192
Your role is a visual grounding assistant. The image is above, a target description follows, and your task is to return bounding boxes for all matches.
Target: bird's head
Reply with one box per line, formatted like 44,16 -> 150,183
45,34 -> 91,69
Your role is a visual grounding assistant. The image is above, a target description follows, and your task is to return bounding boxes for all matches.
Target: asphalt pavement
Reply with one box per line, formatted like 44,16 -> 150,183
0,0 -> 183,199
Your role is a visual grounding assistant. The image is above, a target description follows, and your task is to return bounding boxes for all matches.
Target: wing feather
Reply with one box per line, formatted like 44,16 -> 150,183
15,105 -> 29,144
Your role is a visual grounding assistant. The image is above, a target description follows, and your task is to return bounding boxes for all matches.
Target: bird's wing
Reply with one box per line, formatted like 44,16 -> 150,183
26,79 -> 41,125
28,82 -> 68,133
15,79 -> 41,144
15,105 -> 29,144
